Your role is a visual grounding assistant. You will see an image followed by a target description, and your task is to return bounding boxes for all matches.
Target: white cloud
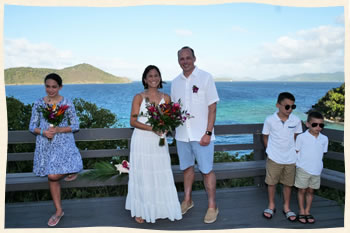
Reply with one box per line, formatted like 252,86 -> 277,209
4,38 -> 76,69
197,25 -> 344,80
175,29 -> 193,36
251,25 -> 344,77
4,38 -> 147,80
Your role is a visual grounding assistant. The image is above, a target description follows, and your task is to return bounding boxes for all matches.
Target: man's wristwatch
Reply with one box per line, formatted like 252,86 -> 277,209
205,131 -> 212,136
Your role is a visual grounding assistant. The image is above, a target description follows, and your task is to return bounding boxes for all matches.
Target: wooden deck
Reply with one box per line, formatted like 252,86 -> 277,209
5,186 -> 344,229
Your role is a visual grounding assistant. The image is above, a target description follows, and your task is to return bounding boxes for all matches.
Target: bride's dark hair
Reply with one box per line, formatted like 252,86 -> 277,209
142,65 -> 165,89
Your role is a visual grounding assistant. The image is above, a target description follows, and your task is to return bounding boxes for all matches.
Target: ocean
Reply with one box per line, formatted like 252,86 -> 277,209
5,81 -> 343,155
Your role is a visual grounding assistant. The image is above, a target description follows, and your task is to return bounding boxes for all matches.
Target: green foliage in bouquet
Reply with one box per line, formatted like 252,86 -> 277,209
81,156 -> 129,181
81,161 -> 116,181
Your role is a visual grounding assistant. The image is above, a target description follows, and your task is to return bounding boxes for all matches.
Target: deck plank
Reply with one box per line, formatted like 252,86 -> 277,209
5,186 -> 344,229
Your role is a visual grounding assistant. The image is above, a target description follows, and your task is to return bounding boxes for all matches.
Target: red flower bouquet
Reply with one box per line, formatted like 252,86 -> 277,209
40,103 -> 69,127
140,99 -> 193,146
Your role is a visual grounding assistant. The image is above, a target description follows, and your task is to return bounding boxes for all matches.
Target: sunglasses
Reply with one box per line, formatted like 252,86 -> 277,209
311,123 -> 325,128
281,104 -> 296,110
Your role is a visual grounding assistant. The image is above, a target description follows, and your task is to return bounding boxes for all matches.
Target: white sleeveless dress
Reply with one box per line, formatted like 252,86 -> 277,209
125,97 -> 182,223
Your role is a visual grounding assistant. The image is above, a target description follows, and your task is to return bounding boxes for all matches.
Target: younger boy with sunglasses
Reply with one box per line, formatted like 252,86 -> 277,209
262,92 -> 302,222
294,111 -> 328,224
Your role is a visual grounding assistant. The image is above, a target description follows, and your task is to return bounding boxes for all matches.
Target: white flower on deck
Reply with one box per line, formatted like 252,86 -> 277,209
115,160 -> 129,174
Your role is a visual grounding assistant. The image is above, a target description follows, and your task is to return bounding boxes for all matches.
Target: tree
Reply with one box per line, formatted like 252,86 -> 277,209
73,98 -> 118,128
308,83 -> 344,122
6,96 -> 33,130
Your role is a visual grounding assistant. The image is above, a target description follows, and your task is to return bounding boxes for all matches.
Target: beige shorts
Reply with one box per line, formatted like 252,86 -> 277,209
265,158 -> 296,186
294,167 -> 321,189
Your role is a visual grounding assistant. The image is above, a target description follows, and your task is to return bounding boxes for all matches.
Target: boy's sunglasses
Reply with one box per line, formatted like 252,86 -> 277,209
282,104 -> 296,110
311,123 -> 325,128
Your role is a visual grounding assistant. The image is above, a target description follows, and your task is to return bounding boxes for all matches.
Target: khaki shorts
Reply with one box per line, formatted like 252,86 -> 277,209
294,167 -> 321,189
265,158 -> 296,186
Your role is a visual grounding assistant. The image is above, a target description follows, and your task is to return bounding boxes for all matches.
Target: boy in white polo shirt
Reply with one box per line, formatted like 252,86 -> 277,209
262,92 -> 302,221
295,111 -> 328,224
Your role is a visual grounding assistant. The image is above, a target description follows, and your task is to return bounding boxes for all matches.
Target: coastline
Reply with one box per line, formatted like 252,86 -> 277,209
5,81 -> 132,86
324,118 -> 344,125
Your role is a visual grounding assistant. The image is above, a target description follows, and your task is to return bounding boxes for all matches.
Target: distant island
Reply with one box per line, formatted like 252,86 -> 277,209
215,72 -> 344,82
5,63 -> 132,85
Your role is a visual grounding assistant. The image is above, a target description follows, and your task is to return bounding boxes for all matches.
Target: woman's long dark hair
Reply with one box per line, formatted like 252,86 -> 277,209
142,65 -> 165,89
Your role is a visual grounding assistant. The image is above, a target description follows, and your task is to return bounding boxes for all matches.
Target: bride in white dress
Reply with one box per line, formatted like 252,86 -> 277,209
125,65 -> 182,223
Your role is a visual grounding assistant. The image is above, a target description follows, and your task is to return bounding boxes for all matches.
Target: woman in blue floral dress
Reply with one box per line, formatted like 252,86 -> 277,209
29,73 -> 83,227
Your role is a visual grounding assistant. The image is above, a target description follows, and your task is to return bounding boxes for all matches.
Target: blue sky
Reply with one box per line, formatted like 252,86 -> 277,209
4,3 -> 345,81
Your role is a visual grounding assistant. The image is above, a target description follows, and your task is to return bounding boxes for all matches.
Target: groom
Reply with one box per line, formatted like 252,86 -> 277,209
171,46 -> 220,224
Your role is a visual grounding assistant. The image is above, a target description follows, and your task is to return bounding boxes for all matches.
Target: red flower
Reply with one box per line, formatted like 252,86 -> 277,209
192,85 -> 199,93
122,160 -> 129,170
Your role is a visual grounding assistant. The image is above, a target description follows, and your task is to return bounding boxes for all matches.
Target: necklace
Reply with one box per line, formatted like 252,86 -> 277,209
46,96 -> 61,104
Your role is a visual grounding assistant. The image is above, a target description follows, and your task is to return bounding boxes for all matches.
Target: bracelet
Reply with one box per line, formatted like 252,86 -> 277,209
40,128 -> 44,136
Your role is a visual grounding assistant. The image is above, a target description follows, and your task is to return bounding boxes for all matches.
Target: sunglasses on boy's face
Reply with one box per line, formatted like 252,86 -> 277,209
311,123 -> 325,128
281,104 -> 296,110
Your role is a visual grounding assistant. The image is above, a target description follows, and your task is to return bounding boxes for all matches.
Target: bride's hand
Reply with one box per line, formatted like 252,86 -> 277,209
154,131 -> 163,136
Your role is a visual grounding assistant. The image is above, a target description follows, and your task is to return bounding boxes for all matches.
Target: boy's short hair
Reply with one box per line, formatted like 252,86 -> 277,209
307,111 -> 324,122
277,92 -> 295,103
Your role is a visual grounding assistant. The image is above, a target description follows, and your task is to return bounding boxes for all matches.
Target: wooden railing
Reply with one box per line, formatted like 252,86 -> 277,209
6,124 -> 345,193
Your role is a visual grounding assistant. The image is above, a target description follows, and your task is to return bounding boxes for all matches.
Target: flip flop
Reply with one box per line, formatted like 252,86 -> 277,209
305,214 -> 315,224
297,214 -> 307,224
48,212 -> 64,227
263,208 -> 276,219
64,174 -> 78,182
283,210 -> 297,222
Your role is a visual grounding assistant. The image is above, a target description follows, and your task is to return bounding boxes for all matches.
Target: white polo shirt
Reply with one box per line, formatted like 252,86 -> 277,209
171,66 -> 220,142
262,112 -> 302,164
296,130 -> 328,175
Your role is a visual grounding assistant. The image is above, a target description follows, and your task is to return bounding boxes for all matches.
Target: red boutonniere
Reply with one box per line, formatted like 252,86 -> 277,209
192,85 -> 199,93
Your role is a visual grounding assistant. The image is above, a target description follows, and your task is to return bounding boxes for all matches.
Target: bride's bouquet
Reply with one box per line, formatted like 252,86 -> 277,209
140,99 -> 193,146
81,156 -> 129,181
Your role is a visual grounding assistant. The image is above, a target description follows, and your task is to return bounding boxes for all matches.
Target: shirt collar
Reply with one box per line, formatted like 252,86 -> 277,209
180,66 -> 198,80
273,111 -> 291,122
306,129 -> 320,139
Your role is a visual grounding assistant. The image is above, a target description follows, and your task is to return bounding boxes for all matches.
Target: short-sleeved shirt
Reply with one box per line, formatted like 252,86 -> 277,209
296,130 -> 328,175
262,112 -> 302,164
171,66 -> 220,142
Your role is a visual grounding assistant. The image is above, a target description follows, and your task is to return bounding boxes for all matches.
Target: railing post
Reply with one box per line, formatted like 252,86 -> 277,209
253,133 -> 266,187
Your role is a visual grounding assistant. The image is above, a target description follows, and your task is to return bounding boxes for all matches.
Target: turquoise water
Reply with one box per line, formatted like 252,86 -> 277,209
6,81 -> 344,155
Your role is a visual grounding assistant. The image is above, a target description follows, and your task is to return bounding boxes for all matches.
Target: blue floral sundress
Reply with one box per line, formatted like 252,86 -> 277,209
29,97 -> 83,176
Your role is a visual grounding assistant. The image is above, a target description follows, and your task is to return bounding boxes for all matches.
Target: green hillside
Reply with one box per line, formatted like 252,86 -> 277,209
5,63 -> 132,85
267,72 -> 344,82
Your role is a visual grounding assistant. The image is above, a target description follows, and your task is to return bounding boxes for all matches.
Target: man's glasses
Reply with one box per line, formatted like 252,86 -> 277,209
311,123 -> 325,128
281,104 -> 296,110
